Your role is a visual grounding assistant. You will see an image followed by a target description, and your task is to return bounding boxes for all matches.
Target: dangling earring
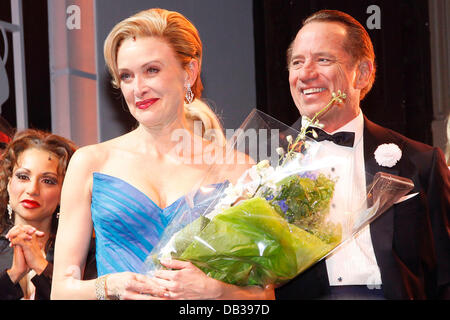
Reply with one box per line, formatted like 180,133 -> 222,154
185,82 -> 194,104
7,204 -> 12,220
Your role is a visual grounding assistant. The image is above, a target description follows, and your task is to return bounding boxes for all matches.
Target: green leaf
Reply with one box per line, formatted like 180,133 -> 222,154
175,198 -> 339,286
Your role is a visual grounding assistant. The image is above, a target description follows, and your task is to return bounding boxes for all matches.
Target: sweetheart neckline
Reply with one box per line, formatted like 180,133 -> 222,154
92,172 -> 227,211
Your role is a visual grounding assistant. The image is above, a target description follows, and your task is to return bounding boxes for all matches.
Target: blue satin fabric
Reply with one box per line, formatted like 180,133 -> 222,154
91,172 -> 226,276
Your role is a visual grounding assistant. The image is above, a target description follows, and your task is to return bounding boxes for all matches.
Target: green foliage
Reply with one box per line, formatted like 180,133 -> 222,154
264,173 -> 340,243
162,172 -> 343,286
177,198 -> 336,286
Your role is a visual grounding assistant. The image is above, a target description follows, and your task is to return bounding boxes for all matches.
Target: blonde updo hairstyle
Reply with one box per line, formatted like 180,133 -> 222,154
104,8 -> 224,143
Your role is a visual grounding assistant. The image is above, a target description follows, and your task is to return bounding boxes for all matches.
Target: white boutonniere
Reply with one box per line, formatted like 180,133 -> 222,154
374,143 -> 402,167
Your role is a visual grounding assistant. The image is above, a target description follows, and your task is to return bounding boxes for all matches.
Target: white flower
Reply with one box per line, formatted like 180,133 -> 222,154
256,159 -> 270,170
222,183 -> 243,204
260,166 -> 275,180
301,117 -> 312,130
243,180 -> 260,197
286,135 -> 293,144
248,165 -> 262,182
374,143 -> 402,168
276,147 -> 285,156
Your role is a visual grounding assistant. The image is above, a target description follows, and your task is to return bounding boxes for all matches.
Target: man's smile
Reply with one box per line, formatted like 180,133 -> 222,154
302,87 -> 327,95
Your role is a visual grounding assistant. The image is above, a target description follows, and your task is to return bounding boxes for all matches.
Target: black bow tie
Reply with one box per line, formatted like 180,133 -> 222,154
306,128 -> 355,147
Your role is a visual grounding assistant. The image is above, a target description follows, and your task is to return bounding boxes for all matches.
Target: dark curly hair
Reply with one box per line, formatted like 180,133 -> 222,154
0,129 -> 77,245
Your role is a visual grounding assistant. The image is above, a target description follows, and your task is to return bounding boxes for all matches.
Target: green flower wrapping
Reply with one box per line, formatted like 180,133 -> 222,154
155,178 -> 341,287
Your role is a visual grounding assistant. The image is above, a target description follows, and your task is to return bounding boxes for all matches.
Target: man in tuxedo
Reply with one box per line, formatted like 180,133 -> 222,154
275,9 -> 449,300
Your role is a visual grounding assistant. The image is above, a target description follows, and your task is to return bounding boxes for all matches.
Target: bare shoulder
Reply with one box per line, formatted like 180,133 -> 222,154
69,134 -> 129,168
62,141 -> 118,199
68,133 -> 138,178
68,144 -> 105,173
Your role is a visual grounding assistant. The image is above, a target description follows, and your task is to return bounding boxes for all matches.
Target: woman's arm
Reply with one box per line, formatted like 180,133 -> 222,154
0,245 -> 27,300
5,242 -> 29,285
0,268 -> 24,300
30,262 -> 53,300
51,146 -> 99,299
51,146 -> 170,300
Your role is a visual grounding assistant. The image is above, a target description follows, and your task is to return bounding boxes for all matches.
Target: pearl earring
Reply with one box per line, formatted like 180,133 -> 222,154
7,204 -> 12,220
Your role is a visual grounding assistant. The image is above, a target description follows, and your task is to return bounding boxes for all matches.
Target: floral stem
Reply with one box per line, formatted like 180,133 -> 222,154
280,91 -> 346,166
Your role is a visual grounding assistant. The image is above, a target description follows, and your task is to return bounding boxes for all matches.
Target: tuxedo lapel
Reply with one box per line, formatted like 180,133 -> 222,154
363,117 -> 400,182
363,116 -> 423,298
362,117 -> 398,297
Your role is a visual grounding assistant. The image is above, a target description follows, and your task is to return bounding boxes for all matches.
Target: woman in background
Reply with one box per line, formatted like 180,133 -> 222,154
0,129 -> 96,299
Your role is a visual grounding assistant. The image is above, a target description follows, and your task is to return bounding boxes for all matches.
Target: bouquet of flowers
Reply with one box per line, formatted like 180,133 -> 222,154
144,92 -> 414,287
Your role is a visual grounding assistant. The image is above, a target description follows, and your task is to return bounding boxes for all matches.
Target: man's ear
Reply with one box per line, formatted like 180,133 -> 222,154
185,59 -> 199,86
355,59 -> 373,90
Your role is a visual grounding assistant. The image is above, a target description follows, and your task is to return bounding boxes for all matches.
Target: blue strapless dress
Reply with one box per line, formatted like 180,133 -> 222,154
91,172 -> 227,276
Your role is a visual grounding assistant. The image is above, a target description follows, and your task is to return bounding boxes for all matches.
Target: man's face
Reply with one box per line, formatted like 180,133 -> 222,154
288,21 -> 361,130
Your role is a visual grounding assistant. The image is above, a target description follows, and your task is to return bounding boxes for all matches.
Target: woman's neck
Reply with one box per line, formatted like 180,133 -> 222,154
134,114 -> 195,155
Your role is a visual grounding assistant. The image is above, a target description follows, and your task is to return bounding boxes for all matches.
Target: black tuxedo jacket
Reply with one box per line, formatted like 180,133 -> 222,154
275,116 -> 450,299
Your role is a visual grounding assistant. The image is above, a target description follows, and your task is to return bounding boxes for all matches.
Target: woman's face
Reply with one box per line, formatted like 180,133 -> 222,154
117,36 -> 189,130
7,148 -> 63,225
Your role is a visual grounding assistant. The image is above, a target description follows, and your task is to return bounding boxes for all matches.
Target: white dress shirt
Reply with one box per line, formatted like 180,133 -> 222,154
303,111 -> 382,287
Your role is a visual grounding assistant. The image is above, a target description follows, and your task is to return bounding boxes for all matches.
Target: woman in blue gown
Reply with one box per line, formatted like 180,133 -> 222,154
51,8 -> 274,300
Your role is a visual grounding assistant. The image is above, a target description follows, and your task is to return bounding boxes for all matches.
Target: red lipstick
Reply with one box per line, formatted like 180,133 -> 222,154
21,200 -> 41,209
136,98 -> 159,110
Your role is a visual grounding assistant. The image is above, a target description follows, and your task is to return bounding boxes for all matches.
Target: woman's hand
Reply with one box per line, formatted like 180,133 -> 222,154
104,272 -> 170,300
6,225 -> 48,275
153,259 -> 222,300
6,245 -> 29,283
153,259 -> 276,300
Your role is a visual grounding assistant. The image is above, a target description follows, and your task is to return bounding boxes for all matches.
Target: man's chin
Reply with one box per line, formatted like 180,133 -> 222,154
299,105 -> 326,119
